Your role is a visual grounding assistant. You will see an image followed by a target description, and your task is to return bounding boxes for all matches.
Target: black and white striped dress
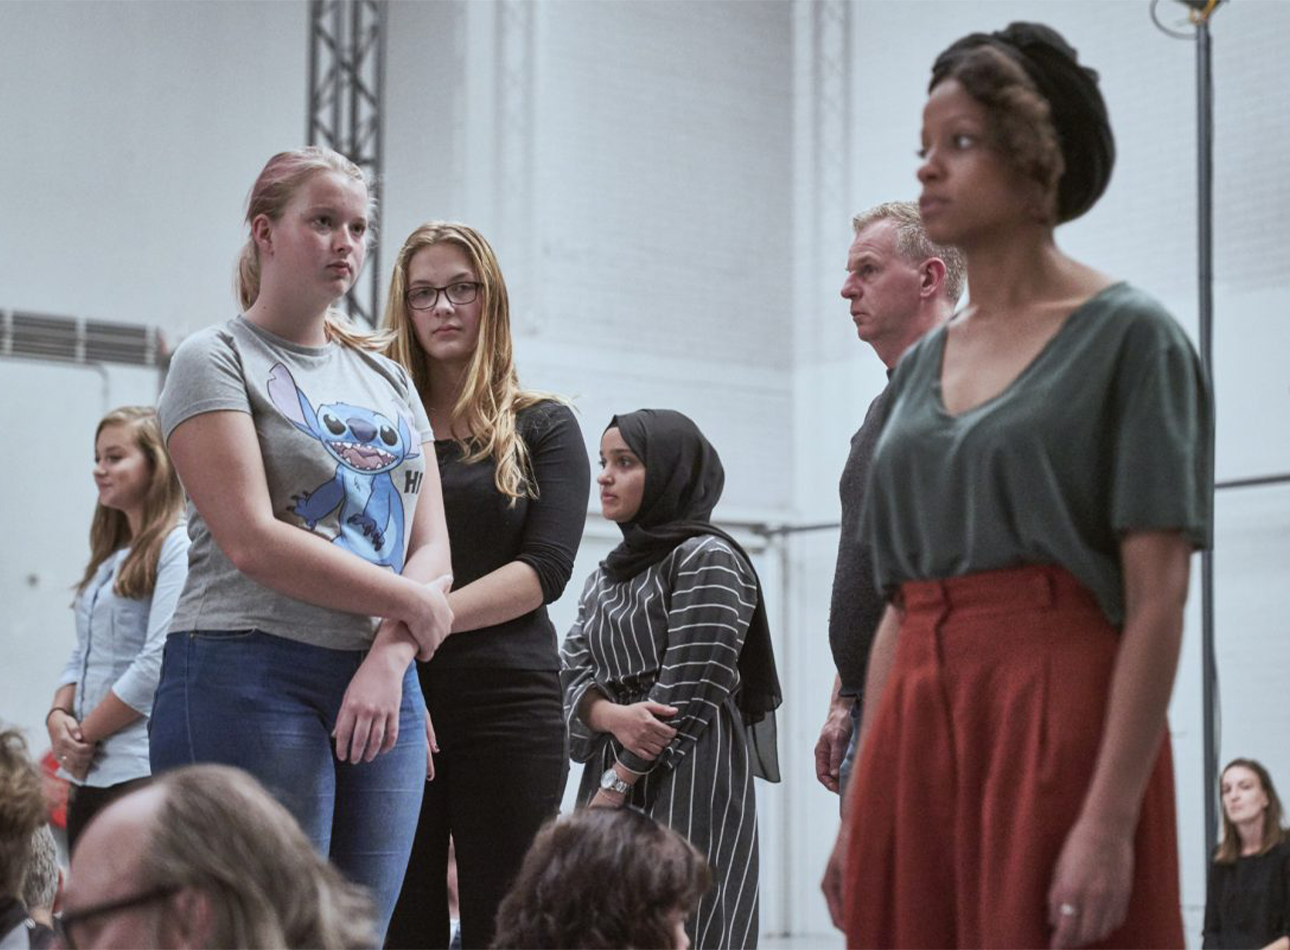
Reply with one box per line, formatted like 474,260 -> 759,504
560,534 -> 760,950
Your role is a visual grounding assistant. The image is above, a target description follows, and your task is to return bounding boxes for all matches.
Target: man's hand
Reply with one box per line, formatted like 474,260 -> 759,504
814,701 -> 855,793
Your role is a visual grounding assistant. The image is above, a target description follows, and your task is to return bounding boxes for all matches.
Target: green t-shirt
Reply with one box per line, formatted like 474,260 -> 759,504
861,282 -> 1212,626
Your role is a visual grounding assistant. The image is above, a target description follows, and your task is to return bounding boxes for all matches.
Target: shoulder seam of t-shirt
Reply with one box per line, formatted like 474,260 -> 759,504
163,397 -> 253,440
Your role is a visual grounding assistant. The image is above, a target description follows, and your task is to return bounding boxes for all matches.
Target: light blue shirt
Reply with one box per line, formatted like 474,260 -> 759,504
57,525 -> 189,787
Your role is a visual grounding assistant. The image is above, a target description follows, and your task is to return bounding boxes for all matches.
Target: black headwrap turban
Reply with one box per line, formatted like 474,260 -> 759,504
603,409 -> 782,782
931,21 -> 1115,223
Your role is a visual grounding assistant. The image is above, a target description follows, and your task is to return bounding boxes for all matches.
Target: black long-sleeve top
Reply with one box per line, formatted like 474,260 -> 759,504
828,382 -> 889,698
428,400 -> 590,671
1203,841 -> 1290,949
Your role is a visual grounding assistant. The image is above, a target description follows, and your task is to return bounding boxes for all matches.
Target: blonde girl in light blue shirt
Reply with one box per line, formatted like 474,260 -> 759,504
45,406 -> 187,852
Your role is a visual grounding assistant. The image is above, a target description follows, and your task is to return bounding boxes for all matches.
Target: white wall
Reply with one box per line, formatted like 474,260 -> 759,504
1,2 -> 1286,946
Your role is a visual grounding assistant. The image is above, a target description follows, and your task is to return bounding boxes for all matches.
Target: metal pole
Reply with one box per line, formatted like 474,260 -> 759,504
1196,14 -> 1219,864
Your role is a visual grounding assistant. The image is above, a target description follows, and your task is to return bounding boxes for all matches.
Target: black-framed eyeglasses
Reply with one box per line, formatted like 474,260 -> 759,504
54,885 -> 180,949
406,281 -> 482,310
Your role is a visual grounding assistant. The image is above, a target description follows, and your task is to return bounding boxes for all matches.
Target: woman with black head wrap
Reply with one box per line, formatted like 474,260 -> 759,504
560,409 -> 781,950
821,22 -> 1210,950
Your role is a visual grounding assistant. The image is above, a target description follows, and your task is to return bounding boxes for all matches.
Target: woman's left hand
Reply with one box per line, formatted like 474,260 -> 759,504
1047,815 -> 1134,948
334,647 -> 405,763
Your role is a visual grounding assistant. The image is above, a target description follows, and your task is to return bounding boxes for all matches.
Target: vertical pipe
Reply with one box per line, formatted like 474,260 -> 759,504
371,0 -> 388,325
306,0 -> 319,145
331,0 -> 343,152
1196,16 -> 1219,864
776,530 -> 793,937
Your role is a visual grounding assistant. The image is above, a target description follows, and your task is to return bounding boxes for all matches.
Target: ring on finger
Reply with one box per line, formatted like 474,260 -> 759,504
1059,903 -> 1079,918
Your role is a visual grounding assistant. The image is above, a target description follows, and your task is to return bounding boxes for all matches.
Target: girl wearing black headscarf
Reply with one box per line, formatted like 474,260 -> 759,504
560,409 -> 780,950
821,22 -> 1210,950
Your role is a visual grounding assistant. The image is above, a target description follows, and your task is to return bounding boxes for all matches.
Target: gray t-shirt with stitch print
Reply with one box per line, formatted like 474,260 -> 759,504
157,315 -> 434,650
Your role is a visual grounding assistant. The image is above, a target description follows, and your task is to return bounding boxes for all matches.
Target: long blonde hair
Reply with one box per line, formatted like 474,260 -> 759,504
76,407 -> 185,599
382,222 -> 566,501
236,146 -> 386,350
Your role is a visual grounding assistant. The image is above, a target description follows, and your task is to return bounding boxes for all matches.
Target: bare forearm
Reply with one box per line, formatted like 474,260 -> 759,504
368,619 -> 420,668
578,689 -> 616,734
1080,532 -> 1191,834
50,683 -> 76,714
857,606 -> 900,746
235,519 -> 424,624
827,672 -> 847,712
447,562 -> 543,634
79,690 -> 142,744
840,606 -> 899,820
397,538 -> 453,585
1079,599 -> 1184,831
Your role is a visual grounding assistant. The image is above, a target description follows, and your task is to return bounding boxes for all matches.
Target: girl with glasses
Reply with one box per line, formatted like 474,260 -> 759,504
382,222 -> 590,950
150,146 -> 454,941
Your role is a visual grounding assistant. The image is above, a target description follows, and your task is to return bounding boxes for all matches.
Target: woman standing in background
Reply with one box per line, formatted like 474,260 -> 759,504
46,406 -> 187,852
1204,759 -> 1290,949
562,409 -> 780,950
382,222 -> 589,950
150,146 -> 454,939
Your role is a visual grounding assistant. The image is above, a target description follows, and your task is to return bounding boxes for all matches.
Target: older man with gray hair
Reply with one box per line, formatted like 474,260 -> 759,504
815,201 -> 964,805
59,765 -> 377,950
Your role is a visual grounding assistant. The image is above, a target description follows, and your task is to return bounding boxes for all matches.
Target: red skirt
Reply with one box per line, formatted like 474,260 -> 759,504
842,565 -> 1183,949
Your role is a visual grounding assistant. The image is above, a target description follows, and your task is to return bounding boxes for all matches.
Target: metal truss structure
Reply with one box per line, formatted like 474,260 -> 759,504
308,0 -> 388,328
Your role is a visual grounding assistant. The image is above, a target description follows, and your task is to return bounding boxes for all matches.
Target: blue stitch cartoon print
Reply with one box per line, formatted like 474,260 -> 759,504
266,362 -> 419,573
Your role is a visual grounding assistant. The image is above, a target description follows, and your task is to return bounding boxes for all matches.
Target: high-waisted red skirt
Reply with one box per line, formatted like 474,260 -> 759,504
842,565 -> 1183,949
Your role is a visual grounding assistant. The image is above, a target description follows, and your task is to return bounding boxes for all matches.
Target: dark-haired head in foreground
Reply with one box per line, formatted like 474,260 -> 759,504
493,808 -> 711,949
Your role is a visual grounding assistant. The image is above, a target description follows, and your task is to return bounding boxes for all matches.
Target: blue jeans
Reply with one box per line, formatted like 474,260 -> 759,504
149,629 -> 425,940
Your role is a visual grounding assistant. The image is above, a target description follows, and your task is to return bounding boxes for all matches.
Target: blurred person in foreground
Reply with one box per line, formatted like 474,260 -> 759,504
21,825 -> 60,932
492,808 -> 710,950
0,728 -> 55,949
1204,758 -> 1290,949
58,764 -> 375,950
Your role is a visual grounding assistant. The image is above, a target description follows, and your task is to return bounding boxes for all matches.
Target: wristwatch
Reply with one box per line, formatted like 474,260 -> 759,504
599,767 -> 630,796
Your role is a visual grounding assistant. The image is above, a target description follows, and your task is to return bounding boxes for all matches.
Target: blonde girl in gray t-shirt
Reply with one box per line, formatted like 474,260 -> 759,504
150,146 -> 453,941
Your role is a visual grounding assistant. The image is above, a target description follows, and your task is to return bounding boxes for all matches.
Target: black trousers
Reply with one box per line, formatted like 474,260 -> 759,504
65,777 -> 150,855
385,667 -> 567,950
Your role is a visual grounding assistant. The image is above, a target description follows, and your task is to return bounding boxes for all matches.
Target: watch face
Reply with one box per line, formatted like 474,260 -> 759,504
600,768 -> 619,790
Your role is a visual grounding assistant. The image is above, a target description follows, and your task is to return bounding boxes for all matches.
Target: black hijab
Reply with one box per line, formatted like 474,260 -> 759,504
603,409 -> 781,781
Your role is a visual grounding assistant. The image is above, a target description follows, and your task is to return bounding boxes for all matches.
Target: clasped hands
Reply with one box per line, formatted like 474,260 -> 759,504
47,710 -> 95,781
333,573 -> 453,765
586,700 -> 678,809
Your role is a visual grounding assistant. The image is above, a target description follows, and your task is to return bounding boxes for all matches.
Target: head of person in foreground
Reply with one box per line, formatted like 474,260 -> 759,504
60,764 -> 376,950
493,807 -> 711,950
